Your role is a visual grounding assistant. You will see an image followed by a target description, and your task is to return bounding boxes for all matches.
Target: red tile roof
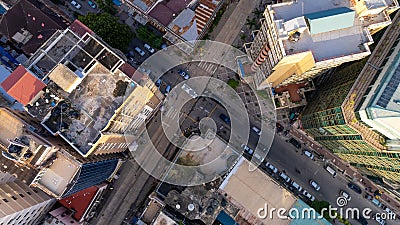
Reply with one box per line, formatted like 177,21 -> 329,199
195,0 -> 218,34
59,186 -> 99,221
1,65 -> 46,105
69,20 -> 94,37
274,82 -> 308,102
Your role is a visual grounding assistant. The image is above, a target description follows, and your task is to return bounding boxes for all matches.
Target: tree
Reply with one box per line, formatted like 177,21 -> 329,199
227,79 -> 240,89
252,8 -> 263,19
246,18 -> 258,29
136,26 -> 163,49
310,200 -> 331,221
78,13 -> 133,51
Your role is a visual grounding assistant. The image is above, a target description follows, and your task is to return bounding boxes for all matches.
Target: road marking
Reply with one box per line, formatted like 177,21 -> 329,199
208,105 -> 218,117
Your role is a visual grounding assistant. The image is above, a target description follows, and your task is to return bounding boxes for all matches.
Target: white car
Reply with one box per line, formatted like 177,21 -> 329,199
70,0 -> 81,9
303,150 -> 315,160
280,172 -> 291,183
339,190 -> 351,201
309,179 -> 321,191
135,47 -> 145,56
251,126 -> 262,135
302,190 -> 315,202
144,43 -> 155,53
265,162 -> 278,173
374,214 -> 386,225
291,181 -> 303,192
241,144 -> 254,155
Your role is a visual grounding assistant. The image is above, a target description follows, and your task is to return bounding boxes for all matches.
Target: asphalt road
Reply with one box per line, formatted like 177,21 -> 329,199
257,134 -> 395,225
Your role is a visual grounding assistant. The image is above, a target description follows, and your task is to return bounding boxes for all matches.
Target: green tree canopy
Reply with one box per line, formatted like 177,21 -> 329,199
78,13 -> 133,52
136,26 -> 163,49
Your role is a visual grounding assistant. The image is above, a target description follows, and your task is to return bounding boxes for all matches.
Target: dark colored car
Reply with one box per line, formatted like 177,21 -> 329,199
288,138 -> 301,149
276,122 -> 284,132
219,114 -> 231,124
348,182 -> 362,194
357,215 -> 368,225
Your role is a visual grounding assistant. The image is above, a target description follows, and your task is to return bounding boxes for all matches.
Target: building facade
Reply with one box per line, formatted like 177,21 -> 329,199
245,0 -> 399,89
0,172 -> 55,225
301,11 -> 400,188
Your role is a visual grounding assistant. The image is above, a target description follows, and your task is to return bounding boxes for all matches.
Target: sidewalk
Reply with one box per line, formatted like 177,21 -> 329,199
288,123 -> 400,215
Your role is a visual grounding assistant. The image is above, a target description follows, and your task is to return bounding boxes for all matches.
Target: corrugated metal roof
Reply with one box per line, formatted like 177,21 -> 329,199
305,7 -> 355,34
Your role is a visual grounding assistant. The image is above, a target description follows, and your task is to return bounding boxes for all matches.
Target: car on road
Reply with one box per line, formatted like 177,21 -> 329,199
241,144 -> 254,155
356,215 -> 368,225
302,190 -> 315,202
309,179 -> 320,191
155,79 -> 162,87
144,43 -> 155,53
288,138 -> 301,149
251,126 -> 262,136
219,114 -> 230,124
291,181 -> 302,192
135,47 -> 145,56
325,165 -> 337,178
347,182 -> 362,194
87,0 -> 97,8
265,162 -> 278,173
178,69 -> 190,80
303,150 -> 314,160
280,172 -> 291,183
339,190 -> 351,201
165,85 -> 171,95
70,0 -> 81,9
373,214 -> 386,225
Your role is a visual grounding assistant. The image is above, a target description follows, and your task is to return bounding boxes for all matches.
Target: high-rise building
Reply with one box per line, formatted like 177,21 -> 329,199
0,172 -> 55,225
245,0 -> 399,89
301,11 -> 400,188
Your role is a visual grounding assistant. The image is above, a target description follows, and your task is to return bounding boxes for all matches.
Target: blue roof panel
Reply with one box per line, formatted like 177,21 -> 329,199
305,7 -> 355,34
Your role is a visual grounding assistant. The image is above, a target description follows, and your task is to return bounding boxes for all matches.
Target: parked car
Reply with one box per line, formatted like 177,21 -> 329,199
356,215 -> 368,225
265,162 -> 278,173
291,181 -> 303,192
302,190 -> 315,202
165,85 -> 171,94
241,144 -> 254,155
135,47 -> 145,56
373,214 -> 386,225
178,69 -> 190,80
303,150 -> 315,160
70,0 -> 81,9
280,172 -> 291,183
251,126 -> 262,135
219,114 -> 230,124
144,43 -> 155,53
155,79 -> 162,87
339,190 -> 351,201
325,165 -> 337,178
87,0 -> 97,8
347,182 -> 362,194
288,138 -> 301,149
309,179 -> 320,191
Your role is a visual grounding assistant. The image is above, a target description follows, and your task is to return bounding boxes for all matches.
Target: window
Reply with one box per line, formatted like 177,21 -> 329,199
26,191 -> 32,195
19,193 -> 24,198
2,198 -> 8,203
11,196 -> 17,200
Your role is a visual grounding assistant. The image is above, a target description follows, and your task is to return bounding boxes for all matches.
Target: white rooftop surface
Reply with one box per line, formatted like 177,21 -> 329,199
282,20 -> 366,61
365,0 -> 387,9
38,154 -> 78,196
271,0 -> 351,21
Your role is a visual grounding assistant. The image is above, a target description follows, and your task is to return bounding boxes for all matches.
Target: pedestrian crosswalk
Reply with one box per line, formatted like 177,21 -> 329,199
198,61 -> 218,74
163,108 -> 180,120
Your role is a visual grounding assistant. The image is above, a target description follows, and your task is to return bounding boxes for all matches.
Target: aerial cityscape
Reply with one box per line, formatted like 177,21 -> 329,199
0,0 -> 399,225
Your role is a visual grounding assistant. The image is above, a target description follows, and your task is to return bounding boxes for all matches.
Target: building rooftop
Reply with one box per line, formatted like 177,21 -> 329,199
289,199 -> 332,225
1,65 -> 46,105
270,0 -> 372,62
59,185 -> 99,221
148,0 -> 191,26
24,28 -> 133,155
0,0 -> 63,55
35,152 -> 79,197
219,157 -> 297,225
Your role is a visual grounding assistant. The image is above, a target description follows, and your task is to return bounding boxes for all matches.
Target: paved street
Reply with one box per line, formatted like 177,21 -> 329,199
262,135 -> 396,225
